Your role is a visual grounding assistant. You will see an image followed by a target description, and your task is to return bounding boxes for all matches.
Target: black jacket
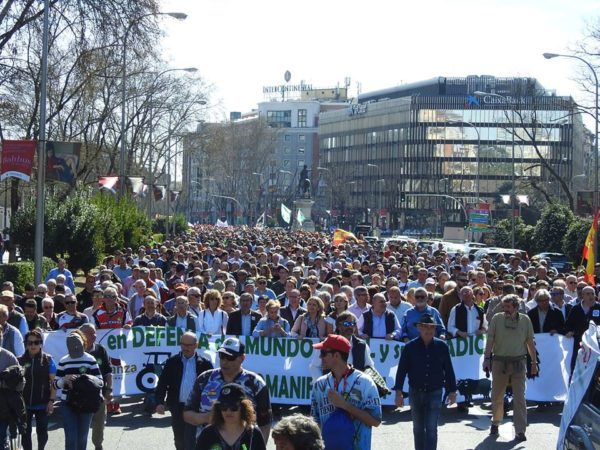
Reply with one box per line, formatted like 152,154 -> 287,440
527,306 -> 565,334
17,352 -> 53,406
155,352 -> 213,409
166,313 -> 197,332
565,302 -> 600,338
280,306 -> 306,329
226,310 -> 262,336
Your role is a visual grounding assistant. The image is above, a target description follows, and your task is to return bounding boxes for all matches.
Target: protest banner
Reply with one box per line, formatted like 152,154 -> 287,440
43,328 -> 573,406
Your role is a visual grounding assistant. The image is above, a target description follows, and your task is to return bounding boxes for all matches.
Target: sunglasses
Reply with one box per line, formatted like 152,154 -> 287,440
65,301 -> 76,305
27,340 -> 42,346
218,403 -> 240,412
320,350 -> 336,358
415,295 -> 427,300
220,353 -> 239,361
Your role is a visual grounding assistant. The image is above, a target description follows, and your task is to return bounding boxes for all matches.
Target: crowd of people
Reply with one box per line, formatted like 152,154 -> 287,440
0,225 -> 599,449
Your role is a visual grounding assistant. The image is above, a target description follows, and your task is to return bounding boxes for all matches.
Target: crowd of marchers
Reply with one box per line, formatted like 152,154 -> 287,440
0,225 -> 599,450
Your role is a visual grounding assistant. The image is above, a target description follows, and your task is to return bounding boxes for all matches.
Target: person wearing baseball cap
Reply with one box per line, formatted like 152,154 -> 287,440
394,313 -> 457,450
183,337 -> 272,446
310,335 -> 382,450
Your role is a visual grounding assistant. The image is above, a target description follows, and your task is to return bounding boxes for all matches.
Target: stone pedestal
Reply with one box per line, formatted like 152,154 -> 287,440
293,198 -> 315,232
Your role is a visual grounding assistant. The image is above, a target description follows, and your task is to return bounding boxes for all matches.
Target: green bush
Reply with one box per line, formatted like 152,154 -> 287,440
563,216 -> 593,264
152,213 -> 188,236
0,257 -> 55,293
532,203 -> 574,254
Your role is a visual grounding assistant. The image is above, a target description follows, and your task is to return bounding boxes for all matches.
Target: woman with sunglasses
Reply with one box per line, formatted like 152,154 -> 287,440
18,329 -> 56,450
195,383 -> 266,450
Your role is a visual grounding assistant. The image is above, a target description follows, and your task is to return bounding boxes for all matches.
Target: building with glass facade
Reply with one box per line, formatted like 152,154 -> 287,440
317,75 -> 586,232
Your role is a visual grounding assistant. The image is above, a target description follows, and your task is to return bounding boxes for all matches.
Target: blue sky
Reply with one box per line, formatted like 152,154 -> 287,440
160,0 -> 598,122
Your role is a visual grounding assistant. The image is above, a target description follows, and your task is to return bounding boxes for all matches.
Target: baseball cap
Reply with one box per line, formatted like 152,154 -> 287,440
174,283 -> 188,291
424,278 -> 436,286
218,337 -> 246,357
0,290 -> 14,298
313,335 -> 351,354
217,383 -> 247,404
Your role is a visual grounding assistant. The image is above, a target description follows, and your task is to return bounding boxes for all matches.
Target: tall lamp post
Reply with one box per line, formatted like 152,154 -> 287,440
474,91 -> 517,248
34,0 -> 51,284
543,52 -> 599,213
211,194 -> 242,224
146,67 -> 197,220
119,11 -> 187,198
367,164 -> 378,223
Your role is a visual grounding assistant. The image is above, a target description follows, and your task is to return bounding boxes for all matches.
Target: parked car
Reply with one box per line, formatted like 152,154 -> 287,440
473,247 -> 519,263
532,252 -> 573,273
464,242 -> 488,256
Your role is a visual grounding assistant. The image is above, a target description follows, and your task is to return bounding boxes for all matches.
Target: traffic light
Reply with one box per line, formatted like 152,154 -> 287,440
400,193 -> 406,203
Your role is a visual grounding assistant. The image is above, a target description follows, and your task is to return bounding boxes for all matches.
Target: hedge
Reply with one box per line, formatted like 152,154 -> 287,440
0,257 -> 56,293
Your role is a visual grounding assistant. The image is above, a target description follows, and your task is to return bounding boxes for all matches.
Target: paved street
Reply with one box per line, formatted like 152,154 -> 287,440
38,397 -> 562,449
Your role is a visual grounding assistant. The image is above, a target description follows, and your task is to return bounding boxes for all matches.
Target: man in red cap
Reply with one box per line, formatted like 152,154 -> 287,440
310,335 -> 381,450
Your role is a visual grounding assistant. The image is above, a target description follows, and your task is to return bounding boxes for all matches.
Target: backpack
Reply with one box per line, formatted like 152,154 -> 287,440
66,374 -> 103,414
322,408 -> 355,450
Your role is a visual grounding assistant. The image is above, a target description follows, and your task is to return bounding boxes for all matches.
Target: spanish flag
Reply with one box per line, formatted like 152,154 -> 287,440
583,209 -> 600,286
332,228 -> 359,246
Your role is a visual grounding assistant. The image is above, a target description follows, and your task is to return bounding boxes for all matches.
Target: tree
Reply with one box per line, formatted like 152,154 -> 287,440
563,216 -> 592,264
532,203 -> 574,253
491,217 -> 535,253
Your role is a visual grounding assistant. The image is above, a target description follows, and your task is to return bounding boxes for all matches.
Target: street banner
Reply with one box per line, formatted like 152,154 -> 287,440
557,322 -> 599,449
98,176 -> 119,194
43,329 -> 573,406
215,218 -> 229,227
0,140 -> 36,181
281,203 -> 291,224
255,212 -> 265,229
127,177 -> 146,198
46,141 -> 80,185
153,185 -> 165,201
332,228 -> 359,246
582,209 -> 599,285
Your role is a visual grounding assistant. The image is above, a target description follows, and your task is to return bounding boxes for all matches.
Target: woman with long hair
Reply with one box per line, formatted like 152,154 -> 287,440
325,293 -> 349,335
18,329 -> 56,450
195,383 -> 266,450
291,297 -> 327,339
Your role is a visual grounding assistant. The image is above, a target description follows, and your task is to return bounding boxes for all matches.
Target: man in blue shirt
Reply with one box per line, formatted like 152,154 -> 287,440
394,313 -> 457,450
45,258 -> 75,294
401,288 -> 446,341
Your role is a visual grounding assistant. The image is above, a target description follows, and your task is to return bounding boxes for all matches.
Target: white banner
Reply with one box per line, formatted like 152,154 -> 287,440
42,328 -> 573,406
557,322 -> 599,449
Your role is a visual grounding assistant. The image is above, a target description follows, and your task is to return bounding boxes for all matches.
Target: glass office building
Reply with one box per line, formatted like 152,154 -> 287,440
317,75 -> 585,231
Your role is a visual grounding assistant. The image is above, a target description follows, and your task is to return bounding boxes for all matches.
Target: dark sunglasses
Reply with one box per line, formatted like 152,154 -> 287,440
218,402 -> 240,412
320,350 -> 336,358
65,301 -> 76,305
415,295 -> 427,300
27,340 -> 42,346
220,353 -> 239,361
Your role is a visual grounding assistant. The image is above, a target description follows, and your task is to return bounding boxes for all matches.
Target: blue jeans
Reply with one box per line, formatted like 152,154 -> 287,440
23,409 -> 49,450
61,404 -> 93,450
409,388 -> 443,450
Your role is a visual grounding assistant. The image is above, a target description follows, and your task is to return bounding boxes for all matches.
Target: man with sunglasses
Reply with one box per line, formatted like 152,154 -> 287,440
401,288 -> 446,342
156,332 -> 213,450
56,295 -> 88,330
310,334 -> 382,450
184,337 -> 272,447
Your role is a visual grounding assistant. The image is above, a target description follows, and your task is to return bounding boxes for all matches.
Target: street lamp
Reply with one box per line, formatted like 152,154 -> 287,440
211,194 -> 242,225
34,0 -> 51,283
543,52 -> 599,212
147,67 -> 198,219
119,11 -> 187,198
475,90 -> 517,248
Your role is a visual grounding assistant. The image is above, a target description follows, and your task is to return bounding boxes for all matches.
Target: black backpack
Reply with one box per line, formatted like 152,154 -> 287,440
66,374 -> 103,414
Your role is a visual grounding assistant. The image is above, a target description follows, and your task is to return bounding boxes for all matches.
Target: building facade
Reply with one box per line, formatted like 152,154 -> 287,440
318,75 -> 585,233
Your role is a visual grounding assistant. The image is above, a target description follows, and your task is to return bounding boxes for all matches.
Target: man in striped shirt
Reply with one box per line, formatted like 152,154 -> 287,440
55,332 -> 102,450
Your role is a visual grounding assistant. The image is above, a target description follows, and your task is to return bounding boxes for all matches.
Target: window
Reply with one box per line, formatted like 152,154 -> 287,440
283,147 -> 291,154
298,109 -> 307,128
298,160 -> 305,167
299,134 -> 306,142
284,134 -> 290,141
282,160 -> 291,169
298,147 -> 305,154
267,111 -> 292,128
